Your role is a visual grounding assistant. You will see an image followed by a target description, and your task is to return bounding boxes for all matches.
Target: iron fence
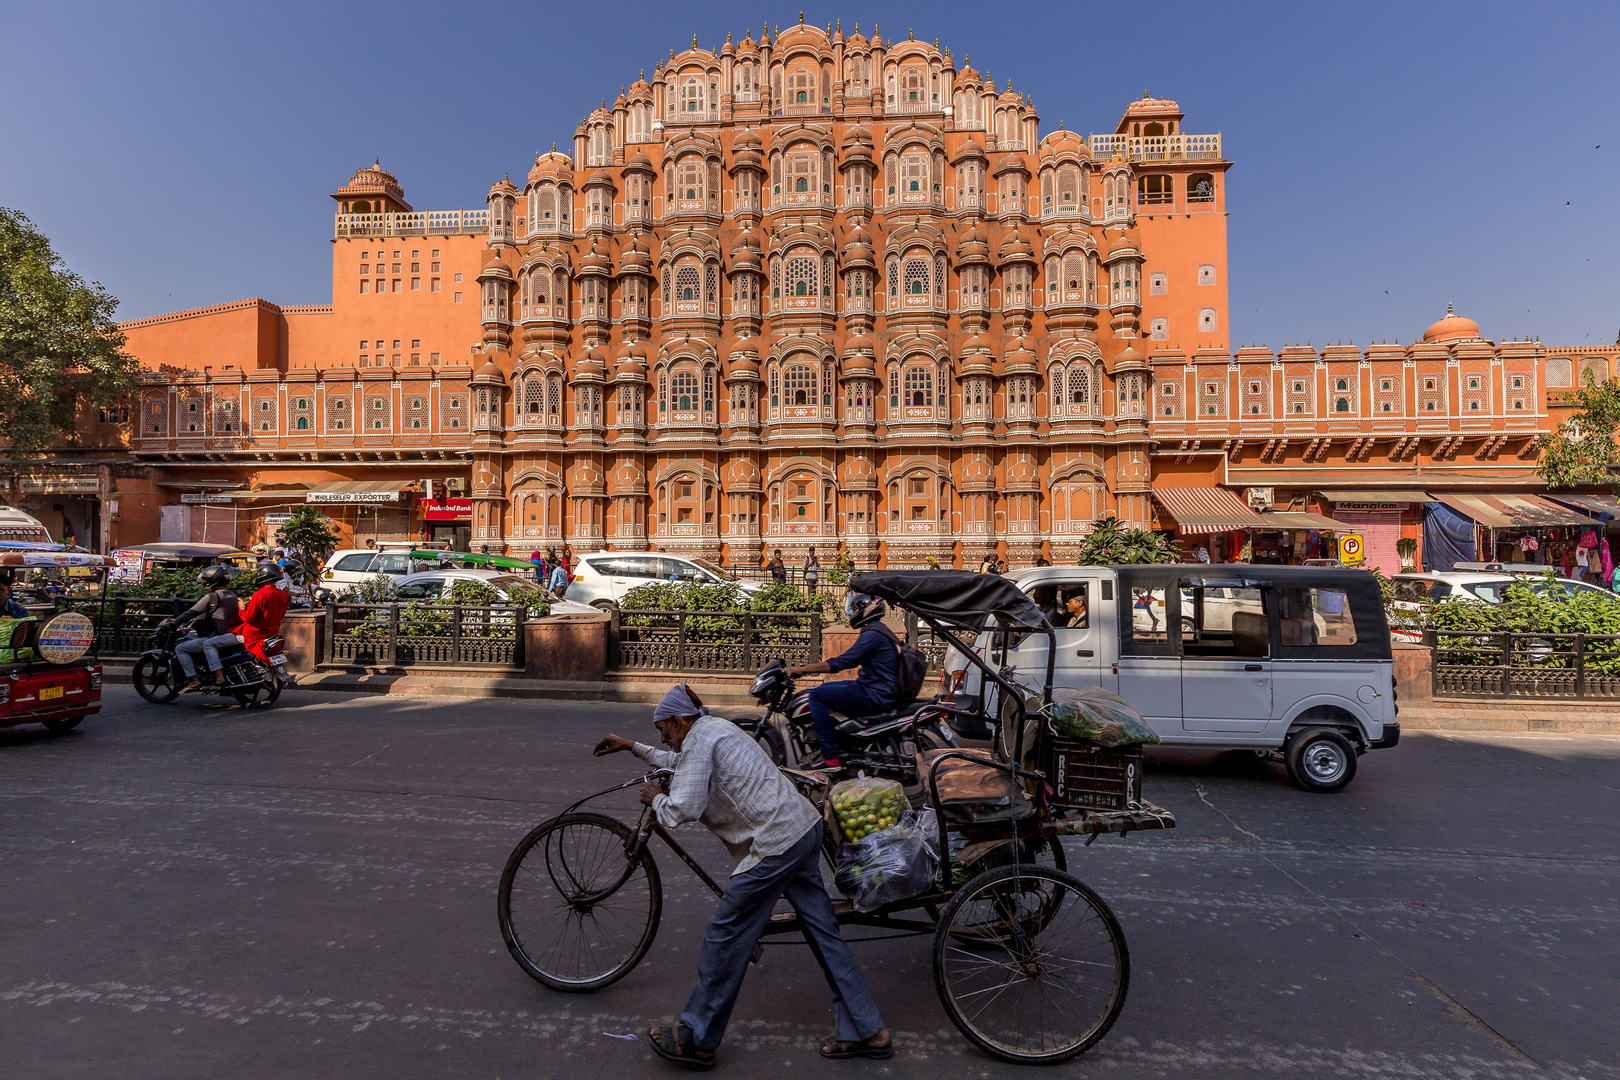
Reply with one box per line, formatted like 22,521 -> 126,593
55,596 -> 191,657
610,609 -> 821,673
902,610 -> 952,671
1427,629 -> 1620,700
323,602 -> 525,669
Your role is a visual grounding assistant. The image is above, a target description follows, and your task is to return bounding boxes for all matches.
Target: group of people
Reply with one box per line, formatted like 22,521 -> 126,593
764,547 -> 822,594
528,546 -> 573,598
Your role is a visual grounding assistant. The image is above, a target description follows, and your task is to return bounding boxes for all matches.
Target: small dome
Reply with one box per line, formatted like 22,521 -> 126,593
585,167 -> 616,188
957,223 -> 990,262
478,249 -> 512,279
998,230 -> 1035,264
1106,228 -> 1139,256
732,127 -> 763,151
474,356 -> 504,383
579,244 -> 611,274
527,150 -> 574,185
1003,336 -> 1039,372
1422,303 -> 1482,344
575,345 -> 607,379
842,124 -> 873,147
618,240 -> 652,274
1112,344 -> 1146,371
950,136 -> 987,164
725,345 -> 760,379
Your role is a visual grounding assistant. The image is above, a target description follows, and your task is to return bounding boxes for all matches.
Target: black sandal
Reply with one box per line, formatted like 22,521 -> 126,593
821,1030 -> 893,1060
648,1025 -> 715,1071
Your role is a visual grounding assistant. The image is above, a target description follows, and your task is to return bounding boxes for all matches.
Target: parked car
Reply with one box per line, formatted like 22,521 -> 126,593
1388,570 -> 1614,643
117,543 -> 259,576
393,568 -> 551,604
948,564 -> 1397,792
320,547 -> 421,587
565,552 -> 765,610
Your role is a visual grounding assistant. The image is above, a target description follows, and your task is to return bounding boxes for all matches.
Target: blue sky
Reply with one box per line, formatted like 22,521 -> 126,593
3,1 -> 1616,348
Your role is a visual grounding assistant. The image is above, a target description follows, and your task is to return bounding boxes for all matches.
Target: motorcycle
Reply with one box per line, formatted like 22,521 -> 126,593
734,659 -> 956,787
131,623 -> 282,709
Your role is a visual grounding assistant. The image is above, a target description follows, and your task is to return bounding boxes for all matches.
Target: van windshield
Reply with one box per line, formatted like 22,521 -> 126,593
689,558 -> 732,580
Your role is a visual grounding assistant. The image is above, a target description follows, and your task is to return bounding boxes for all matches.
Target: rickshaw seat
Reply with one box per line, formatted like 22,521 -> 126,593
917,748 -> 1035,824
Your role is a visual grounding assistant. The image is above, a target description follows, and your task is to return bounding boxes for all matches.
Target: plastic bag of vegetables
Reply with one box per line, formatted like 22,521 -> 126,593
1044,685 -> 1160,747
834,808 -> 938,912
827,776 -> 908,843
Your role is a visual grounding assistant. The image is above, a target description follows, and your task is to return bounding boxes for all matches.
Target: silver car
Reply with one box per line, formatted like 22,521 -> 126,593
393,568 -> 550,604
565,552 -> 764,610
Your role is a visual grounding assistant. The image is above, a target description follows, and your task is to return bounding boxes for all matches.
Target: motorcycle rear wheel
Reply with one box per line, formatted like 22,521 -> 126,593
132,654 -> 181,703
231,660 -> 282,709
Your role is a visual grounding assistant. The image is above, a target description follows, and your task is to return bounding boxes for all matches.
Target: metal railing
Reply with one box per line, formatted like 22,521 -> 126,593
902,611 -> 953,672
54,596 -> 190,657
1428,629 -> 1620,700
323,602 -> 524,669
333,209 -> 489,238
610,609 -> 820,673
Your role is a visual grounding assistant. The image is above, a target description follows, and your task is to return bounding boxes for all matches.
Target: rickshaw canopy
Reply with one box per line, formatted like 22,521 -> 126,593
849,570 -> 1051,631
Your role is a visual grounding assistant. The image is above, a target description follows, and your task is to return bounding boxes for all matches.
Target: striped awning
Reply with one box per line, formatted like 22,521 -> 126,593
1429,492 -> 1598,530
1544,493 -> 1620,518
1152,488 -> 1263,534
1257,511 -> 1342,531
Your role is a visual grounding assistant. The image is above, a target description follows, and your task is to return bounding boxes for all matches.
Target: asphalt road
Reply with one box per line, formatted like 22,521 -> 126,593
2,686 -> 1617,1080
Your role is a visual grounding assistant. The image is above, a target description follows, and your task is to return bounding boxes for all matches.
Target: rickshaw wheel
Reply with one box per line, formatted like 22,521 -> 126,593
132,655 -> 180,703
933,864 -> 1127,1064
499,812 -> 662,993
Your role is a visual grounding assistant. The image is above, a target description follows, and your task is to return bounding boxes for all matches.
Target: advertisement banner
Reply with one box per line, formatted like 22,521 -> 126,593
421,498 -> 472,522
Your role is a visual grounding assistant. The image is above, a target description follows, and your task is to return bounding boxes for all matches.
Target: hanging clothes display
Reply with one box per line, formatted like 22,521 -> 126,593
1601,538 -> 1615,586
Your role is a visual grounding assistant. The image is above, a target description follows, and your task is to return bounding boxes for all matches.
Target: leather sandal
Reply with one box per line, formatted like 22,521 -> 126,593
647,1024 -> 715,1071
821,1029 -> 893,1060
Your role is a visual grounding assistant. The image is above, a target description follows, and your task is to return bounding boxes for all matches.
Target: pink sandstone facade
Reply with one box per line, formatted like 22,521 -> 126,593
91,20 -> 1614,569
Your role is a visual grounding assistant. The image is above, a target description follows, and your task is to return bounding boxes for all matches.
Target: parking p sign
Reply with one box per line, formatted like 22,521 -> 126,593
1339,533 -> 1365,566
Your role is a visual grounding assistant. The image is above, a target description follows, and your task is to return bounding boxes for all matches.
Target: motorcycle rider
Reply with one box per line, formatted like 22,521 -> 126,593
785,592 -> 902,771
162,566 -> 242,690
239,563 -> 290,662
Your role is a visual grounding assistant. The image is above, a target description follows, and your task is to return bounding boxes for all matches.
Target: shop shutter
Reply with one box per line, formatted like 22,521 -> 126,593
1333,511 -> 1402,574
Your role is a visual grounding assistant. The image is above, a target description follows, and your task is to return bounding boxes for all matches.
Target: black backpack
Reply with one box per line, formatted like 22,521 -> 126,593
873,622 -> 929,703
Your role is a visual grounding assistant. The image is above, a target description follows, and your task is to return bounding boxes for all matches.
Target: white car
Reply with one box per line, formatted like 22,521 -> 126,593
1388,571 -> 1613,642
565,552 -> 765,610
320,547 -> 420,587
393,568 -> 551,605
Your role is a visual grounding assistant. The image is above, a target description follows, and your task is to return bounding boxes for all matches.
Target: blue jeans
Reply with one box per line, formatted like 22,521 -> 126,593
175,633 -> 240,678
681,823 -> 884,1051
805,680 -> 888,762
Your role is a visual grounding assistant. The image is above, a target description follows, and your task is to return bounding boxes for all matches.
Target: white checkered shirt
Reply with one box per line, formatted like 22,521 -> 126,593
633,715 -> 821,876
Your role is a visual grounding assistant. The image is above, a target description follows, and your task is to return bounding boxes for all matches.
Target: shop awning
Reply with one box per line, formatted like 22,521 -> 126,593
1429,492 -> 1598,529
305,481 -> 411,504
1257,511 -> 1342,531
1319,490 -> 1431,504
1152,488 -> 1263,534
1544,493 -> 1620,519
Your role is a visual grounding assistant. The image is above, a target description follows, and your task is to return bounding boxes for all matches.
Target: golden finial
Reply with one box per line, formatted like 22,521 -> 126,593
909,27 -> 914,39
640,68 -> 644,79
670,48 -> 675,59
535,151 -> 541,164
551,141 -> 556,152
836,17 -> 841,31
934,37 -> 939,49
691,33 -> 698,48
854,22 -> 859,34
726,31 -> 731,42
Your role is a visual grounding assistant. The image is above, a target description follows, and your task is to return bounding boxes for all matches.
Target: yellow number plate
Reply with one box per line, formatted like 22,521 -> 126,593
39,686 -> 64,701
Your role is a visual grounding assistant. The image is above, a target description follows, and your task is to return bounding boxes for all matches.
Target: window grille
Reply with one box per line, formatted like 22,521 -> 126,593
903,259 -> 929,296
672,371 -> 698,411
785,364 -> 817,406
676,265 -> 699,301
903,366 -> 933,409
786,256 -> 817,297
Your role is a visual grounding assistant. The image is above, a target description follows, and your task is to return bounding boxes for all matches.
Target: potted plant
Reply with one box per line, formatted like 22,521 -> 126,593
1396,536 -> 1418,571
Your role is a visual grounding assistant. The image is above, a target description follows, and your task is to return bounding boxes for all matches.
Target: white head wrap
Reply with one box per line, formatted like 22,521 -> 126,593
653,682 -> 709,725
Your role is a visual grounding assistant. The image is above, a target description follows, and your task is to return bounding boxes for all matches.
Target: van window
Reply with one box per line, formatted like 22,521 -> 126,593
334,553 -> 374,572
661,558 -> 708,582
1182,584 -> 1268,657
1122,585 -> 1173,654
396,578 -> 444,600
1276,587 -> 1357,646
1027,582 -> 1087,629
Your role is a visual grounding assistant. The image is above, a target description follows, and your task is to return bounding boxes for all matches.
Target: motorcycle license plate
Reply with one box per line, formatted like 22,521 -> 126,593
269,656 -> 287,667
39,686 -> 63,701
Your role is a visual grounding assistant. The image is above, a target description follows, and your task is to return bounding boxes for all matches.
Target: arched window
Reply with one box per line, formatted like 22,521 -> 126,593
677,265 -> 699,302
1335,398 -> 1350,413
903,366 -> 933,409
903,258 -> 929,295
785,255 -> 817,300
672,371 -> 698,411
785,364 -> 817,406
1070,366 -> 1091,408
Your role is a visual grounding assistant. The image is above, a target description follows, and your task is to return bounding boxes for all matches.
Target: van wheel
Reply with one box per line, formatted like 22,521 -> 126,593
1285,728 -> 1357,792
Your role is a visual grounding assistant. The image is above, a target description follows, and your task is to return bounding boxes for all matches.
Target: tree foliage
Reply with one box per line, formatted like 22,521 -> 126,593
1076,516 -> 1178,565
1536,376 -> 1620,489
0,207 -> 141,452
274,507 -> 342,585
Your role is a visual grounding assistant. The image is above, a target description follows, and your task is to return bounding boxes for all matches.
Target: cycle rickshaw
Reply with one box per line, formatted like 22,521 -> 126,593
497,570 -> 1175,1064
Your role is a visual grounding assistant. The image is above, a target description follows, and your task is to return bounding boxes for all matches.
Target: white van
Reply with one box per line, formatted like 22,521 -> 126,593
952,565 -> 1399,792
566,552 -> 765,609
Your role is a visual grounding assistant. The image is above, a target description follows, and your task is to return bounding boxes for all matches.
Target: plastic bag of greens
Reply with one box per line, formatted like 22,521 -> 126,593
827,776 -> 908,844
1045,685 -> 1160,747
834,808 -> 938,912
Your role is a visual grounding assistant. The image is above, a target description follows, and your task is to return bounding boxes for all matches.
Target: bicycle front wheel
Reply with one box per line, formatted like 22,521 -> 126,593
498,811 -> 662,992
933,864 -> 1128,1064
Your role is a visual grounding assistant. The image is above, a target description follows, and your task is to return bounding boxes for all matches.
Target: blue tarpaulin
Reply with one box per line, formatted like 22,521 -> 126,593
1423,502 -> 1476,572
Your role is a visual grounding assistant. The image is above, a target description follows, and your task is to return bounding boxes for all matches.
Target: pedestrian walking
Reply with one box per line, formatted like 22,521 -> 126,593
803,547 -> 821,596
547,559 -> 570,599
594,684 -> 891,1069
530,548 -> 546,583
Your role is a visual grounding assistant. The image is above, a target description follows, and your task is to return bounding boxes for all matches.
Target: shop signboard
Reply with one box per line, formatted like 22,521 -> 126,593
421,498 -> 472,523
181,493 -> 234,505
1338,533 -> 1366,566
18,474 -> 101,494
1338,502 -> 1409,512
307,492 -> 400,505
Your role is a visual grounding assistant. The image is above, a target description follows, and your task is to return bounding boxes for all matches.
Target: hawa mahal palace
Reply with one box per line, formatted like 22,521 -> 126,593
79,20 -> 1614,570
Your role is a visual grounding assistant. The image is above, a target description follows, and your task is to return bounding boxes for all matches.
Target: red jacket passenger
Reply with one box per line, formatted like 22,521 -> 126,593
240,581 -> 290,654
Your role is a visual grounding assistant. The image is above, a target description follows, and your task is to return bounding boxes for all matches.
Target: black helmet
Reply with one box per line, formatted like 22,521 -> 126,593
844,590 -> 886,629
251,563 -> 283,589
197,565 -> 232,589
